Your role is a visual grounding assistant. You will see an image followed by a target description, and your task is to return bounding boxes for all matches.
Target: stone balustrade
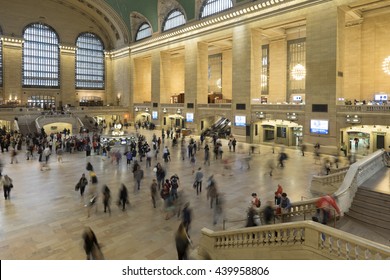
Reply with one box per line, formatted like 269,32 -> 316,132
311,170 -> 348,194
198,221 -> 390,260
337,105 -> 390,112
335,150 -> 388,213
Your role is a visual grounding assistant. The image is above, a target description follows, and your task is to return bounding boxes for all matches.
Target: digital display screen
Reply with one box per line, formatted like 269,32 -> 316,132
186,113 -> 194,123
152,111 -> 158,120
310,119 -> 329,135
374,94 -> 388,101
293,96 -> 302,101
235,115 -> 246,127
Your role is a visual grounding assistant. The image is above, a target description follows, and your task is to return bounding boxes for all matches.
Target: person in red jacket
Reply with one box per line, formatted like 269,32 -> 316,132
316,195 -> 341,225
274,184 -> 283,205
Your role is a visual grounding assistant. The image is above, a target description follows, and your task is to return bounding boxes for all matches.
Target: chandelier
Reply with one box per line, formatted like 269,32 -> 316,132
291,64 -> 306,81
382,56 -> 390,75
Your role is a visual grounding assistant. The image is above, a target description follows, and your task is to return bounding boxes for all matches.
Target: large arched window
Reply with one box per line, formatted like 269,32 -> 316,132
75,33 -> 105,89
22,23 -> 59,88
0,27 -> 3,87
135,23 -> 152,41
200,0 -> 233,19
162,10 -> 186,32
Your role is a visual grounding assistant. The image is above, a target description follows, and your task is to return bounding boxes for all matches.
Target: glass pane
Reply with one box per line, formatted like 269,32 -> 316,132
136,23 -> 152,41
163,10 -> 186,31
75,33 -> 105,89
201,0 -> 233,18
22,23 -> 59,87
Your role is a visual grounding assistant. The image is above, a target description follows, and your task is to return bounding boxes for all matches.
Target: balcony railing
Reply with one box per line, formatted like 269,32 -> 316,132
197,221 -> 390,260
337,105 -> 390,112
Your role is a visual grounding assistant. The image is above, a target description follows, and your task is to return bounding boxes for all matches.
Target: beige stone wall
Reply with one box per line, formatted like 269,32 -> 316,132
133,56 -> 152,103
2,44 -> 23,102
361,14 -> 390,99
60,51 -> 76,106
170,55 -> 185,95
222,50 -> 232,100
343,24 -> 362,101
111,54 -> 131,107
269,39 -> 287,103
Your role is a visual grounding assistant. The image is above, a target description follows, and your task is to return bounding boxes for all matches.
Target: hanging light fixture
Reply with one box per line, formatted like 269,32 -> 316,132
291,64 -> 306,80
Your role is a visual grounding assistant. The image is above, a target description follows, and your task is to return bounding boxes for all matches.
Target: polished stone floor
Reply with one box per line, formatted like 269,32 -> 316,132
0,129 -> 389,259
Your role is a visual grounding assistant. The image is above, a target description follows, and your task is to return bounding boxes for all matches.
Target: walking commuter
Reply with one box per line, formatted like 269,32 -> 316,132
118,184 -> 129,211
194,167 -> 203,195
150,179 -> 158,208
102,185 -> 111,214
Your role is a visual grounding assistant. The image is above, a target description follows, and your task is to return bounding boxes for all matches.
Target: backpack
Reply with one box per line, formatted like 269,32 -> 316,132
91,173 -> 98,184
171,177 -> 178,189
255,197 -> 261,208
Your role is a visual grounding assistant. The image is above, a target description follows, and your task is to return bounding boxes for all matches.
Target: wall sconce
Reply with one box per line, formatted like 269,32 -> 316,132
162,108 -> 167,114
256,111 -> 265,119
135,107 -> 139,112
346,114 -> 360,124
145,108 -> 149,112
286,112 -> 297,120
176,108 -> 182,114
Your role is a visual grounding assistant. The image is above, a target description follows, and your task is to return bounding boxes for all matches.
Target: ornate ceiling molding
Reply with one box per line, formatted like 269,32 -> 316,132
49,0 -> 129,49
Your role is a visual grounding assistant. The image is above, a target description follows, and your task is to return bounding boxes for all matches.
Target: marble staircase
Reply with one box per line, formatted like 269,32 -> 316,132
346,188 -> 390,231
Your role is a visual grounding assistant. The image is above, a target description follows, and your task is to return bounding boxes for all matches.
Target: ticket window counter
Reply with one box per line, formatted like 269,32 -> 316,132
263,125 -> 275,143
275,126 -> 288,145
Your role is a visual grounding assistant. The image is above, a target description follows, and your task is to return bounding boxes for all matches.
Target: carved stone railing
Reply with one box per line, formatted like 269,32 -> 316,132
197,221 -> 390,260
311,169 -> 349,194
334,150 -> 388,213
35,114 -> 80,134
251,104 -> 305,112
197,104 -> 232,109
337,105 -> 390,113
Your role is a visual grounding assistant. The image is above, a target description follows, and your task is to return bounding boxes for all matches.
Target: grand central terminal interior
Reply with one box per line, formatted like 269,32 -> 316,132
0,0 -> 389,260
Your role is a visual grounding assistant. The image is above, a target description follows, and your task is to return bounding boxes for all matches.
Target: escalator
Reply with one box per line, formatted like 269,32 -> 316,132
204,117 -> 231,138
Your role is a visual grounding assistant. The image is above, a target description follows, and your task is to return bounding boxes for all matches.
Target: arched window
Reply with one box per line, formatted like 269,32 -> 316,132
200,0 -> 233,19
75,33 -> 105,89
0,27 -> 3,87
135,23 -> 152,41
162,10 -> 186,32
22,23 -> 60,88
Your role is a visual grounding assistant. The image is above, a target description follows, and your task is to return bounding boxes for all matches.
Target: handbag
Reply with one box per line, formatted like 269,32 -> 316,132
75,182 -> 80,191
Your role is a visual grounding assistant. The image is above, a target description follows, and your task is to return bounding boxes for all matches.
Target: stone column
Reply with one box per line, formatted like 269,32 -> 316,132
196,41 -> 209,104
2,38 -> 23,104
151,52 -> 161,104
232,25 -> 252,142
160,51 -> 171,103
111,50 -> 131,107
60,47 -> 76,106
305,2 -> 340,152
185,40 -> 208,132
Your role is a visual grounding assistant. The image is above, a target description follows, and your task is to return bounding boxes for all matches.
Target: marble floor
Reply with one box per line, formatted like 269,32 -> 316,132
0,129 -> 388,259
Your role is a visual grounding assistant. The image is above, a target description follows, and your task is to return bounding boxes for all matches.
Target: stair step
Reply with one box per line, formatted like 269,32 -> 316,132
351,199 -> 390,214
348,204 -> 390,222
346,209 -> 390,230
353,194 -> 390,208
357,188 -> 390,202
